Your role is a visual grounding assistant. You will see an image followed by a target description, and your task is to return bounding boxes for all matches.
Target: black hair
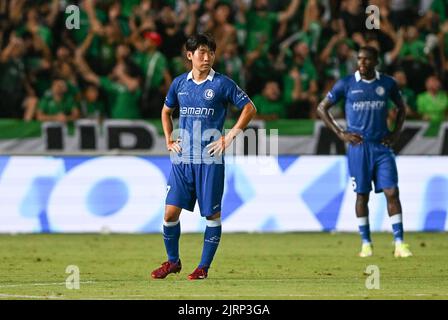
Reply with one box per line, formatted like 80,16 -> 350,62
359,46 -> 379,61
185,33 -> 216,53
262,76 -> 283,90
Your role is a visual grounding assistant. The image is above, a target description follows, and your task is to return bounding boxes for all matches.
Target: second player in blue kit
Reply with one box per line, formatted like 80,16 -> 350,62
317,46 -> 413,258
151,33 -> 257,280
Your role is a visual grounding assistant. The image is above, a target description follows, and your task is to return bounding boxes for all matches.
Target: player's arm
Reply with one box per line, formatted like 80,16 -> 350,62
161,104 -> 181,153
316,97 -> 362,145
226,102 -> 257,141
207,102 -> 257,156
382,95 -> 406,147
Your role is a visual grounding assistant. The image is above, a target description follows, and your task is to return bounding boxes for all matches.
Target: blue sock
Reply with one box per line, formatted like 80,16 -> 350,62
163,220 -> 180,263
199,219 -> 222,271
390,214 -> 403,243
357,217 -> 371,244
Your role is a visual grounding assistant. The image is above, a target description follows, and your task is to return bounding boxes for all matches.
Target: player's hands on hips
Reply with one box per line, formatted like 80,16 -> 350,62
206,136 -> 232,156
339,131 -> 363,145
167,138 -> 182,154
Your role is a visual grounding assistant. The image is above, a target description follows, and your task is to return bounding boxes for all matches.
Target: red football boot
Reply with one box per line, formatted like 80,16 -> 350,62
151,260 -> 182,279
187,267 -> 208,280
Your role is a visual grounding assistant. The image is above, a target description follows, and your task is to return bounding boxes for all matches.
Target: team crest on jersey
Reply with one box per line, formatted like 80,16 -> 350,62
204,89 -> 215,100
375,86 -> 385,96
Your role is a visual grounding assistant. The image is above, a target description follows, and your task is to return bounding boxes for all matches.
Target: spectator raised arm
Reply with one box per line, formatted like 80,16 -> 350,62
277,0 -> 300,23
319,32 -> 346,64
74,33 -> 100,86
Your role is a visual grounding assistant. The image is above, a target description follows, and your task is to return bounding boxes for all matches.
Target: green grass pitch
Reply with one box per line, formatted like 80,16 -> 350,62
0,232 -> 447,300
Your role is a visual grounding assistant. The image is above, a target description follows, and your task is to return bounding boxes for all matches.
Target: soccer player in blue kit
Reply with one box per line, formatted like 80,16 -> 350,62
317,46 -> 412,258
151,34 -> 257,280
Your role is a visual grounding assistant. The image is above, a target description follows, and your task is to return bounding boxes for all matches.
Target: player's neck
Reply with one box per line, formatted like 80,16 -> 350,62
361,71 -> 376,81
191,68 -> 211,82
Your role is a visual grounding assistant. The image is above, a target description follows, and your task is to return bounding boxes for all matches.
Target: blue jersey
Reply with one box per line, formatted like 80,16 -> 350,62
165,69 -> 252,162
327,71 -> 402,142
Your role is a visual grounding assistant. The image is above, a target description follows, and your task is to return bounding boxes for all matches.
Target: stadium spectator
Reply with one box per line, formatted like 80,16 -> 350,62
252,80 -> 287,120
338,0 -> 365,37
36,77 -> 80,123
21,29 -> 53,98
156,3 -> 197,76
131,30 -> 171,118
80,84 -> 105,120
438,21 -> 448,89
388,70 -> 418,129
215,41 -> 245,88
129,0 -> 157,33
16,5 -> 53,49
302,0 -> 324,54
245,42 -> 282,96
284,41 -> 319,119
196,0 -> 219,34
0,0 -> 447,125
398,25 -> 435,93
241,0 -> 300,53
393,70 -> 418,118
416,75 -> 448,125
319,32 -> 357,80
399,26 -> 428,64
63,0 -> 106,53
93,20 -> 124,76
206,1 -> 237,61
75,43 -> 143,120
107,1 -> 130,38
0,34 -> 31,119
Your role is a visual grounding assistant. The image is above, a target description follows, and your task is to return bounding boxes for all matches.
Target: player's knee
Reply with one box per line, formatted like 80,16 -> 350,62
356,193 -> 370,205
384,188 -> 399,201
164,205 -> 181,222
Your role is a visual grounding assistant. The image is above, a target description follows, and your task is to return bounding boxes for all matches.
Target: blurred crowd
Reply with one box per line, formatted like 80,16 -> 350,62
0,0 -> 447,126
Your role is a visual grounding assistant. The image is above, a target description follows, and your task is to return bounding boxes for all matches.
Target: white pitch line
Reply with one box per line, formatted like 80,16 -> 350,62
0,281 -> 95,288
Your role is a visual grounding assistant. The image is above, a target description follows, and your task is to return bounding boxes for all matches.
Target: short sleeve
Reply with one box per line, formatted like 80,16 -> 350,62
164,77 -> 179,108
326,78 -> 346,105
225,78 -> 253,110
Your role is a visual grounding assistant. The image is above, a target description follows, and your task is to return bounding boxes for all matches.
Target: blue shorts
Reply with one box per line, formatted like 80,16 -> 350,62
347,141 -> 398,194
165,163 -> 225,217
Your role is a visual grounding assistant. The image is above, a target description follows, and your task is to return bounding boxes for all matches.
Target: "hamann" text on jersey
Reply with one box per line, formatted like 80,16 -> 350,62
352,100 -> 385,111
180,107 -> 215,116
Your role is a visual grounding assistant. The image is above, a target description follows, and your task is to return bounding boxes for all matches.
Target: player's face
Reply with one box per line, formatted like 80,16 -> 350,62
188,45 -> 215,73
357,50 -> 377,77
